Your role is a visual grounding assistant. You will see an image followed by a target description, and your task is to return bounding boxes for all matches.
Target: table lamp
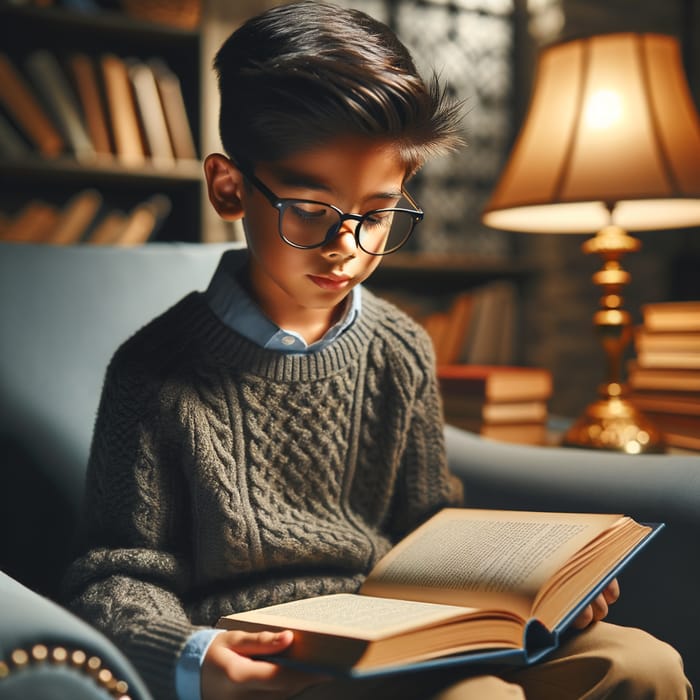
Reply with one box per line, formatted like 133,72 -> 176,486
482,32 -> 700,454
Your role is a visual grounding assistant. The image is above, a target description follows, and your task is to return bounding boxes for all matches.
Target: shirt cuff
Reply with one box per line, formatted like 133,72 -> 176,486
175,628 -> 223,700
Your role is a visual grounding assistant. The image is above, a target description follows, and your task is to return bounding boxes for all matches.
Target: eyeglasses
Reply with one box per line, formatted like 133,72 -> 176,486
237,164 -> 424,255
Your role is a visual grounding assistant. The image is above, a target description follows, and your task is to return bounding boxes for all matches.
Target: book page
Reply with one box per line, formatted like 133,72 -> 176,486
362,509 -> 622,614
219,593 -> 485,640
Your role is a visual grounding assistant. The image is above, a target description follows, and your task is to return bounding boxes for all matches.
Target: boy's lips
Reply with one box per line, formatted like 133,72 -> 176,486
307,274 -> 353,291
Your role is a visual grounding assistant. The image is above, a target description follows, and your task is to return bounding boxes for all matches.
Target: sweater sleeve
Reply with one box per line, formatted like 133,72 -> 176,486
386,326 -> 464,539
62,342 -> 203,700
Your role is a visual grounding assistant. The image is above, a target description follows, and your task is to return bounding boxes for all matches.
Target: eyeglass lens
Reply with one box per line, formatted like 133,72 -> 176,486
280,197 -> 416,254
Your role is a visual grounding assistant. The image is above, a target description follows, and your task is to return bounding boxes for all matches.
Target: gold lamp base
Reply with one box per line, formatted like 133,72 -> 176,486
562,382 -> 666,454
560,223 -> 668,455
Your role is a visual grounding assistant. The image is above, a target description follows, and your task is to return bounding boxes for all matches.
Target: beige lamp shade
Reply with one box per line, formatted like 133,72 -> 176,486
482,32 -> 700,233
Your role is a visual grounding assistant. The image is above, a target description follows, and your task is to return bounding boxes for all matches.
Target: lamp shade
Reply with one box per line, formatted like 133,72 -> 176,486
482,33 -> 700,233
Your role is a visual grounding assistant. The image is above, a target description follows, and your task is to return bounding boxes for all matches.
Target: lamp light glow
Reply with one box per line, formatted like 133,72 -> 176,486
482,32 -> 700,453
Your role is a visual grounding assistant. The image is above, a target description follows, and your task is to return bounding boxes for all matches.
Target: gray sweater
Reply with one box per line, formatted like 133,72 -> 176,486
64,287 -> 463,699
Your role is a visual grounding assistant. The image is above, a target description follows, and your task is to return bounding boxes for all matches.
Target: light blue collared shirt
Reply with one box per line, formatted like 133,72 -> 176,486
204,247 -> 361,353
175,247 -> 362,700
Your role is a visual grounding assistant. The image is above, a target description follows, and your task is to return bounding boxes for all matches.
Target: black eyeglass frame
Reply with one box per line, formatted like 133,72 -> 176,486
236,162 -> 424,256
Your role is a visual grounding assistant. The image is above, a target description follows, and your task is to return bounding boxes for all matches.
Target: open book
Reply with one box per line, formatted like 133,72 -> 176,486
217,509 -> 661,677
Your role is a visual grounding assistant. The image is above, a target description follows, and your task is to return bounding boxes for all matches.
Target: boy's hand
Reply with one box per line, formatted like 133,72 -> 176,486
571,578 -> 620,630
201,629 -> 327,700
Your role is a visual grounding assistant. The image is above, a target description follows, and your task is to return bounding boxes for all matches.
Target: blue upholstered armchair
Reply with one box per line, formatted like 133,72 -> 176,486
1,242 -> 698,698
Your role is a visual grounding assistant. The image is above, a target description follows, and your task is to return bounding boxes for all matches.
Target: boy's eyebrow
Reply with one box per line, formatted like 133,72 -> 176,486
271,166 -> 404,201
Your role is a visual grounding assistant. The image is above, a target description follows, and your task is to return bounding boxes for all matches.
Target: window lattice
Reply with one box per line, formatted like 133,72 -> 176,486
340,0 -> 514,258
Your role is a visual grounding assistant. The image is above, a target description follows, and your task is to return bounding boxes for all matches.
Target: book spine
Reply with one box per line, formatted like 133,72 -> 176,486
127,59 -> 176,168
25,50 -> 96,163
101,53 -> 146,167
0,53 -> 64,157
149,58 -> 197,161
68,53 -> 113,159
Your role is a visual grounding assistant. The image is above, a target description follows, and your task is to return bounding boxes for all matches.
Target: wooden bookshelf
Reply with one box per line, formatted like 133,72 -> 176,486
0,2 -> 203,244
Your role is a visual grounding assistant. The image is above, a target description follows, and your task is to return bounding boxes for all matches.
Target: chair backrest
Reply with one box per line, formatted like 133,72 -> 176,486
0,241 -> 240,594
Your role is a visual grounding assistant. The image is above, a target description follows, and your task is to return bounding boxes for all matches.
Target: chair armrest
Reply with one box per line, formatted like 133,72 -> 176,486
444,424 -> 700,524
0,572 -> 153,700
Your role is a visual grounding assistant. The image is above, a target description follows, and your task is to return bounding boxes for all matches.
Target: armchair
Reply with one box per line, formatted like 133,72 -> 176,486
0,242 -> 697,697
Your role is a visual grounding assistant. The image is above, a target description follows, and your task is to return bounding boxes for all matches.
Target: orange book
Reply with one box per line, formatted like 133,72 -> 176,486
641,301 -> 700,333
1,201 -> 60,243
437,365 -> 553,403
68,53 -> 113,158
101,53 -> 145,166
0,53 -> 64,157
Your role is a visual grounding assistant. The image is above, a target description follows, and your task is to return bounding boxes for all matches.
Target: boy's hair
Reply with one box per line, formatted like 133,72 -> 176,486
213,0 -> 463,174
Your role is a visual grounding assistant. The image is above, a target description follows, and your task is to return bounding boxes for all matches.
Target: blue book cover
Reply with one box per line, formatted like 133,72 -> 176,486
217,510 -> 663,679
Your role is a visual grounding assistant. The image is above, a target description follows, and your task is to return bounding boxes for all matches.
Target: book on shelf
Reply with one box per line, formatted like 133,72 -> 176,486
148,58 -> 197,161
217,508 -> 660,677
101,53 -> 146,167
628,391 -> 700,417
68,53 -> 113,159
111,194 -> 172,246
0,52 -> 64,158
86,210 -> 129,245
1,201 -> 60,244
460,280 -> 516,365
422,311 -> 451,364
471,422 -> 549,446
635,351 -> 700,370
438,365 -> 553,404
627,363 -> 700,393
640,301 -> 700,333
634,329 -> 700,354
0,111 -> 30,157
50,189 -> 103,245
25,50 -> 96,163
438,291 -> 478,367
440,394 -> 548,425
128,59 -> 176,168
641,412 -> 700,453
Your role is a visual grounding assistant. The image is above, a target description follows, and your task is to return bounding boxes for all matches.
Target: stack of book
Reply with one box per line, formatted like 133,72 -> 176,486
438,364 -> 553,445
628,300 -> 700,452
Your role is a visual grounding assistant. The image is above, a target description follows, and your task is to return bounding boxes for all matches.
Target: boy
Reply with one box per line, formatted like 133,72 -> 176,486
64,2 -> 692,699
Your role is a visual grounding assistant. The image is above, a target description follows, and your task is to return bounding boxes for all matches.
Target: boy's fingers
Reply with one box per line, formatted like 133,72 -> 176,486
603,578 -> 620,604
590,593 -> 609,621
223,629 -> 294,655
572,604 -> 594,629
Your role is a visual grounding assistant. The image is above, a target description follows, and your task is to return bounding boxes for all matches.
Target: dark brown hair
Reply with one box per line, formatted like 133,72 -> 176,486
213,1 -> 463,174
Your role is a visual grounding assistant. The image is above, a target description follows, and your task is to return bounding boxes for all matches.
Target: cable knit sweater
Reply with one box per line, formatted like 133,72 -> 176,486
63,286 -> 463,700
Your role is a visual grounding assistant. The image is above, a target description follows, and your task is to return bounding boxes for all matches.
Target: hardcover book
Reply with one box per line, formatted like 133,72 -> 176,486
437,365 -> 553,403
217,508 -> 660,677
641,301 -> 700,333
25,50 -> 95,163
0,52 -> 64,158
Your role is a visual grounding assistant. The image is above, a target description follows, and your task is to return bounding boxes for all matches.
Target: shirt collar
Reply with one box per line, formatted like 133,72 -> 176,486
205,248 -> 361,353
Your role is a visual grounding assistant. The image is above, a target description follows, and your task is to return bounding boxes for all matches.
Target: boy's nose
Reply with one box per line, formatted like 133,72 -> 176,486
323,220 -> 358,257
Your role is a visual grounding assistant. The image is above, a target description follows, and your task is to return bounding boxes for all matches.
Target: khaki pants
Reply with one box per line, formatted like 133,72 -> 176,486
296,622 -> 693,699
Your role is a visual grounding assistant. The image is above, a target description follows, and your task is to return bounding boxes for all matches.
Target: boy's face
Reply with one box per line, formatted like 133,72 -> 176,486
205,137 -> 409,342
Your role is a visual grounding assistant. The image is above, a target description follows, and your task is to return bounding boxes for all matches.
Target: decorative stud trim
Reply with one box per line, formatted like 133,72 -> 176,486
0,644 -> 130,698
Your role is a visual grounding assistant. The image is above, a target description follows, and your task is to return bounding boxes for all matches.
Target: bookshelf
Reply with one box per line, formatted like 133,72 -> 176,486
0,1 -> 203,244
365,253 -> 532,366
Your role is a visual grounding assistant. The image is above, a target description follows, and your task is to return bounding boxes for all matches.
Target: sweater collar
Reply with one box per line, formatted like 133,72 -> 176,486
205,248 -> 362,353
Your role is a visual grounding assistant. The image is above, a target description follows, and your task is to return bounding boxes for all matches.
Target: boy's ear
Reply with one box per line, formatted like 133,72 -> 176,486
204,154 -> 245,220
